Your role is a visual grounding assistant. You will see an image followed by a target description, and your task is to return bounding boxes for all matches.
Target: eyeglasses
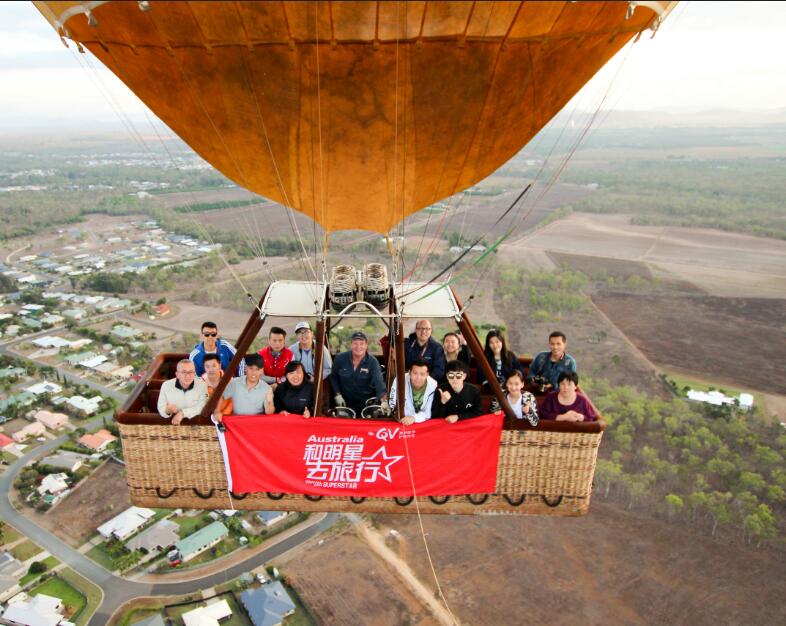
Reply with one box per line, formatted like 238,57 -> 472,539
203,332 -> 217,337
446,372 -> 465,380
416,326 -> 431,331
177,370 -> 196,375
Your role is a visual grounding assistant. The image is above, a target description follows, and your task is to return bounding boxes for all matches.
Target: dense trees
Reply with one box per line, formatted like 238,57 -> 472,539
588,378 -> 785,548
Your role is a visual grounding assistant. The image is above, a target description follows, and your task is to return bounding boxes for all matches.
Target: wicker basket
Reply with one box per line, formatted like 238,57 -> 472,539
119,421 -> 603,516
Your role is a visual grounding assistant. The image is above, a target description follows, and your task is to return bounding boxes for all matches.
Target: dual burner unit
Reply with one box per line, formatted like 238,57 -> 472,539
329,263 -> 390,311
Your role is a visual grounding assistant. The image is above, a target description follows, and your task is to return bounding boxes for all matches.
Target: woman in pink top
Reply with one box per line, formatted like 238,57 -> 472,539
540,371 -> 598,422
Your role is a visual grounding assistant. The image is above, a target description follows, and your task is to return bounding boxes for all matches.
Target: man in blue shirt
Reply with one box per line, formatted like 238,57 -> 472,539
189,321 -> 245,377
331,331 -> 389,417
527,331 -> 577,390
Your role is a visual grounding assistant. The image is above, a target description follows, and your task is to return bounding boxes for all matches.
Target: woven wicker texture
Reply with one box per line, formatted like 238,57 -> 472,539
120,422 -> 601,516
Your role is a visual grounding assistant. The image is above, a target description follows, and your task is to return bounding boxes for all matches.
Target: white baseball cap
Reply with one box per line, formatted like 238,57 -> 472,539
294,321 -> 311,333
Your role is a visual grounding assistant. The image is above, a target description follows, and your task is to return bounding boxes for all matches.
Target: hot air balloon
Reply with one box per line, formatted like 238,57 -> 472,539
33,1 -> 676,515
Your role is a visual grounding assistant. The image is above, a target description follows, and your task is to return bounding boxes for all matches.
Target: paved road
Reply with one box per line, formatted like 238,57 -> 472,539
0,427 -> 336,624
0,330 -> 128,402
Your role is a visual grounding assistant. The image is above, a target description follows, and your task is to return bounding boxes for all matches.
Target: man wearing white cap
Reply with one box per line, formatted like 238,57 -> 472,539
289,321 -> 332,380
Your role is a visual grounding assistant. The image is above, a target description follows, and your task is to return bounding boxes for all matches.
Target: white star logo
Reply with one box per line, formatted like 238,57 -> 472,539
362,446 -> 405,482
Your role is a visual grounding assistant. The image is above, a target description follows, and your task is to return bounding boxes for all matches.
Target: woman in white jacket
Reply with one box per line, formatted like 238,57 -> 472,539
389,359 -> 438,425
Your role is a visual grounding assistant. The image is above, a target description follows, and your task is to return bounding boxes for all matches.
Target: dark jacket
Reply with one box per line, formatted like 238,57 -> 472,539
331,351 -> 386,412
431,382 -> 483,421
404,333 -> 446,381
478,350 -> 525,387
273,380 -> 315,415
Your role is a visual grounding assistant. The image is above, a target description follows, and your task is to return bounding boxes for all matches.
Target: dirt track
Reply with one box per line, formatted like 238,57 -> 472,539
372,501 -> 786,626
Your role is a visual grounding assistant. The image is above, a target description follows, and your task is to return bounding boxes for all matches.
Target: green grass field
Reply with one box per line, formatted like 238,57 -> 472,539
19,555 -> 59,586
0,522 -> 23,546
86,544 -> 118,571
58,569 -> 103,626
30,576 -> 86,622
172,513 -> 212,538
10,539 -> 43,561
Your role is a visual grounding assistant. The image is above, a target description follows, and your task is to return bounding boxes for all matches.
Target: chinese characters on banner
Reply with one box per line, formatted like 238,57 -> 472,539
220,413 -> 503,497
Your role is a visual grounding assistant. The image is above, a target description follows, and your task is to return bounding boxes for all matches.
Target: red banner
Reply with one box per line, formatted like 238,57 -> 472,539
221,413 -> 503,497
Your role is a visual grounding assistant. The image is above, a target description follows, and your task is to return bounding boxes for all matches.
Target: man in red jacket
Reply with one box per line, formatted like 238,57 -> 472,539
258,326 -> 293,390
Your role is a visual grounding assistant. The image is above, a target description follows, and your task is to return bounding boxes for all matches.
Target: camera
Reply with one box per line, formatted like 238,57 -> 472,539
531,375 -> 548,393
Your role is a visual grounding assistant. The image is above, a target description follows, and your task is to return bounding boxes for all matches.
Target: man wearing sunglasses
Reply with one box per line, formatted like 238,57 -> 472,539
431,360 -> 482,423
189,321 -> 245,378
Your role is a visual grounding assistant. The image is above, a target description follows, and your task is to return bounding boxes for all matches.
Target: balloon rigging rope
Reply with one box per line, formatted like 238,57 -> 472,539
70,43 -> 264,311
407,4 -> 495,285
457,34 -> 641,304
400,422 -> 459,626
314,1 -> 329,281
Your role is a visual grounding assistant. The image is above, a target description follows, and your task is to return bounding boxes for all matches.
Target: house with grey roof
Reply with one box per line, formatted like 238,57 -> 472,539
240,581 -> 296,626
39,450 -> 90,472
126,519 -> 179,553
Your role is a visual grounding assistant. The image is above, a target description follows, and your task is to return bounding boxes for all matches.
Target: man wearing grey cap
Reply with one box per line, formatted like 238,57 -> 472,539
289,321 -> 332,380
331,330 -> 389,417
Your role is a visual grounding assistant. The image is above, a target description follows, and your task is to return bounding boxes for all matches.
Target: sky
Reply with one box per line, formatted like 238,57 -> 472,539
1,1 -> 786,131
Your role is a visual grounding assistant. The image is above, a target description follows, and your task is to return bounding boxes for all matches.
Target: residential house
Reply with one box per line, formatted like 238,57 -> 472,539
62,308 -> 87,320
37,473 -> 69,497
240,581 -> 296,626
174,521 -> 228,563
64,351 -> 96,367
97,506 -> 156,540
33,410 -> 69,431
110,325 -> 139,340
5,324 -> 20,337
78,355 -> 108,370
125,519 -> 179,554
0,366 -> 25,379
31,336 -> 72,350
77,429 -> 116,452
181,599 -> 232,626
22,317 -> 42,330
110,365 -> 134,380
39,450 -> 88,472
67,396 -> 102,417
25,382 -> 63,396
41,314 -> 64,326
686,389 -> 754,410
12,421 -> 46,443
0,552 -> 26,602
1,592 -> 64,625
256,511 -> 289,528
154,304 -> 171,317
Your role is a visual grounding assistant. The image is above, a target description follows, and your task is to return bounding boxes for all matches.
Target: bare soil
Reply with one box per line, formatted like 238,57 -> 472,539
35,460 -> 131,547
372,501 -> 786,626
277,526 -> 438,626
511,213 -> 786,298
592,292 -> 786,395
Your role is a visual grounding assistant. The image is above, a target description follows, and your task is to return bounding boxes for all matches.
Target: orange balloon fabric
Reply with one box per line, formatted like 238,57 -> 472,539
35,1 -> 668,233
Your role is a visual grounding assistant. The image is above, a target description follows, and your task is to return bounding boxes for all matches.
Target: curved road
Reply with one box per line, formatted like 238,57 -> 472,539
0,424 -> 336,624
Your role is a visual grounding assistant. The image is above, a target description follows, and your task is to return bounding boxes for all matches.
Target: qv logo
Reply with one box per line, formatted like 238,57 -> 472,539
374,427 -> 400,441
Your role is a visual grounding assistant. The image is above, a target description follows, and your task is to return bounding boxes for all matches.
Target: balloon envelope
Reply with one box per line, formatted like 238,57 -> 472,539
34,1 -> 672,233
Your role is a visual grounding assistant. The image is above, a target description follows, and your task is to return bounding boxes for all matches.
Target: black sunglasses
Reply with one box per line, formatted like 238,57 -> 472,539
203,332 -> 218,337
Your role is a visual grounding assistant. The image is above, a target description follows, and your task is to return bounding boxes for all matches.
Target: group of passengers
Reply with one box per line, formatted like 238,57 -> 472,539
158,319 -> 597,426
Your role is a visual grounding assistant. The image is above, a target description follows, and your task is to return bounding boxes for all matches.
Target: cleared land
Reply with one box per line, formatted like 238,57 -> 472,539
276,527 -> 438,626
510,213 -> 786,298
35,460 -> 131,547
592,292 -> 786,395
372,501 -> 786,626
